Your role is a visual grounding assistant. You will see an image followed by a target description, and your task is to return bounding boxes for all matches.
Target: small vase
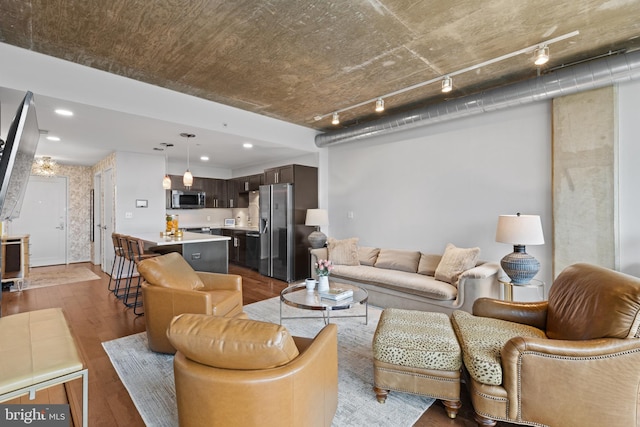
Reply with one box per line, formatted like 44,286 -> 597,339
317,275 -> 330,292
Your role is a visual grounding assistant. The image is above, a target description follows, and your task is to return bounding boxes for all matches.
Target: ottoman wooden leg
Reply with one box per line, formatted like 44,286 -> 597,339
373,386 -> 389,403
442,399 -> 462,418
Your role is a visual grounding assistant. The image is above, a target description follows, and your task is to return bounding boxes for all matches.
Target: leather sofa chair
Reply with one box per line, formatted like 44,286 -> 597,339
137,252 -> 244,354
451,263 -> 640,427
167,313 -> 338,427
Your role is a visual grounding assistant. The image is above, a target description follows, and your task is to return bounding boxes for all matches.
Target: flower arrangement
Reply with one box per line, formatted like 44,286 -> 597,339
315,259 -> 334,277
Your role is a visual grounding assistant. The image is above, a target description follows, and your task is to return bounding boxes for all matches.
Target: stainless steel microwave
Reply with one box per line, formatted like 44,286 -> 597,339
170,190 -> 206,209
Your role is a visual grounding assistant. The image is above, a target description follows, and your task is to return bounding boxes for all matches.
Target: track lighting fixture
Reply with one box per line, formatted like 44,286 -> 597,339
534,45 -> 550,66
180,132 -> 195,188
441,76 -> 453,93
313,30 -> 579,125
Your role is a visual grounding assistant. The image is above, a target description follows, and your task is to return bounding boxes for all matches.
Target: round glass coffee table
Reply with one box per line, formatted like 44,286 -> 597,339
280,281 -> 368,325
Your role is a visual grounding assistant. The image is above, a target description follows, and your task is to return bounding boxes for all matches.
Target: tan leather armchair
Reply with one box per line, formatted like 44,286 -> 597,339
167,313 -> 338,427
137,252 -> 244,354
452,263 -> 640,427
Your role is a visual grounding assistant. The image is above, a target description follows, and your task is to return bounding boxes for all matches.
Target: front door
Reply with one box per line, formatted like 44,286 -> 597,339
10,175 -> 68,266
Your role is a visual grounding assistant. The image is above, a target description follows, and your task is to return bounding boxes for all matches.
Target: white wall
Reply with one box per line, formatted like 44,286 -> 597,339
115,151 -> 166,234
326,80 -> 640,292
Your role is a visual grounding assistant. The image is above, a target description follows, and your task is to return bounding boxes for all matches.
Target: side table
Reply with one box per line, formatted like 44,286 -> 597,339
498,276 -> 545,301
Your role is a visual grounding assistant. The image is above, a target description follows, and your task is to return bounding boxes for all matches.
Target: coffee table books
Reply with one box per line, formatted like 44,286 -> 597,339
319,288 -> 354,301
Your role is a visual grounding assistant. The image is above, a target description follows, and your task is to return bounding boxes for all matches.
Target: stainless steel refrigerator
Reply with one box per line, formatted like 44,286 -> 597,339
259,183 -> 294,281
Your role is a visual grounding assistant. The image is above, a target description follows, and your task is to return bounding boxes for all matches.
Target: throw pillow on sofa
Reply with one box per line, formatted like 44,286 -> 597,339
434,243 -> 480,286
374,248 -> 421,273
327,237 -> 360,265
359,246 -> 380,266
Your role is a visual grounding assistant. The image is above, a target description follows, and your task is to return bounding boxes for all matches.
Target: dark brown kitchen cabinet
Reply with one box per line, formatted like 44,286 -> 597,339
237,174 -> 263,192
169,174 -> 204,191
223,229 -> 246,265
203,178 -> 227,208
227,179 -> 238,208
264,165 -> 294,185
263,164 -> 314,186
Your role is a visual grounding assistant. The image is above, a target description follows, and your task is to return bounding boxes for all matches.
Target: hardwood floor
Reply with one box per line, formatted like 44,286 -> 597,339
0,263 -> 516,427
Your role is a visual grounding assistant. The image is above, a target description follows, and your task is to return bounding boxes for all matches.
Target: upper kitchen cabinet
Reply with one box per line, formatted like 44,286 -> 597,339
203,178 -> 227,208
169,174 -> 204,191
227,179 -> 238,208
237,174 -> 263,192
264,164 -> 316,186
264,165 -> 295,184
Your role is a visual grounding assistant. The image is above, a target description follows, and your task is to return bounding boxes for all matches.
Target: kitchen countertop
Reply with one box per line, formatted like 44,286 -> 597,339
184,225 -> 259,232
130,231 -> 231,246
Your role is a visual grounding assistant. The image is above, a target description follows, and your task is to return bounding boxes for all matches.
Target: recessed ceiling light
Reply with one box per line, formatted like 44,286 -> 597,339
200,156 -> 209,161
55,109 -> 73,116
243,143 -> 253,149
46,136 -> 61,141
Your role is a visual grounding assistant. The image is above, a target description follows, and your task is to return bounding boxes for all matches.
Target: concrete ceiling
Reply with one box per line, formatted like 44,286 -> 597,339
1,0 -> 639,168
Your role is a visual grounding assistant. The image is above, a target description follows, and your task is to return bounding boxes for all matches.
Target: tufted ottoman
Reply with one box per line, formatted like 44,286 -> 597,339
372,308 -> 462,418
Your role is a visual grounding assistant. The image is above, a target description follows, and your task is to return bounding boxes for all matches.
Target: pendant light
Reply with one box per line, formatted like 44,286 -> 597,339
181,133 -> 195,188
162,153 -> 171,189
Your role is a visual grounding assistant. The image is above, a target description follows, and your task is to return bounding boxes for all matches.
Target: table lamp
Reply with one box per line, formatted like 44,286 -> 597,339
305,209 -> 329,249
495,213 -> 544,284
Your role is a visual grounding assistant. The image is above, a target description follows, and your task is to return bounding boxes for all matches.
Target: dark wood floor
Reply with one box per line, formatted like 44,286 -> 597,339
0,263 -> 516,427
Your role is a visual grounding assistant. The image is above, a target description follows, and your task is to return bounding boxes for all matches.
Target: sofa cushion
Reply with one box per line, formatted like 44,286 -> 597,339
331,265 -> 457,301
451,310 -> 546,386
417,253 -> 442,276
435,243 -> 480,286
327,237 -> 360,266
374,249 -> 421,273
358,246 -> 380,266
167,313 -> 299,370
137,252 -> 204,290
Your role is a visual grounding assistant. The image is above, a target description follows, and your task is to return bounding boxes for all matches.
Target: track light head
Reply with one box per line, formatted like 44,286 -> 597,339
441,76 -> 453,93
332,112 -> 340,125
375,98 -> 385,112
534,45 -> 549,66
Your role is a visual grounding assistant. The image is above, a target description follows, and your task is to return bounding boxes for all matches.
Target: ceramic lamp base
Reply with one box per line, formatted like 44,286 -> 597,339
501,245 -> 540,284
308,231 -> 327,249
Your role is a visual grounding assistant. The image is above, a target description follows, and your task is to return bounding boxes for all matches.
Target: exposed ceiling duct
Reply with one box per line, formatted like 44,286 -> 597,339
315,50 -> 640,148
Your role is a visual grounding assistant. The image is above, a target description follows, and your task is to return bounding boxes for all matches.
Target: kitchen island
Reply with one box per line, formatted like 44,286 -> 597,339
130,231 -> 231,274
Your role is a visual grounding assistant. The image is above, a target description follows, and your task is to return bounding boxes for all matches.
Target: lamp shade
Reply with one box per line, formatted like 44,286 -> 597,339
305,209 -> 329,226
495,214 -> 544,245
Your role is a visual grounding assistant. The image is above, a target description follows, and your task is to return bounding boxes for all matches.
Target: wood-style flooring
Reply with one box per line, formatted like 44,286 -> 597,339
0,263 -> 517,427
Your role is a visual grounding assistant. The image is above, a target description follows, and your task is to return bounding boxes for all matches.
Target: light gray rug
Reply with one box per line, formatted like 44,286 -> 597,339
102,297 -> 433,426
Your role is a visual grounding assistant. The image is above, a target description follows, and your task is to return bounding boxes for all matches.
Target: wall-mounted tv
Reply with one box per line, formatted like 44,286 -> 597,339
0,91 -> 39,221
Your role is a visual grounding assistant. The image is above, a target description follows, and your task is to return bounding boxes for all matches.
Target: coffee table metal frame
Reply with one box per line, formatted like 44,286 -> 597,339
280,282 -> 369,325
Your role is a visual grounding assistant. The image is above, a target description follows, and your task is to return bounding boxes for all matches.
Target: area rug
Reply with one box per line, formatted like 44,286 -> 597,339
102,297 -> 434,427
10,266 -> 101,291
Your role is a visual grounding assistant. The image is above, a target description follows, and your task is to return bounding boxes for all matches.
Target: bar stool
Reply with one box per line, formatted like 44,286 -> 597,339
125,236 -> 160,315
113,234 -> 135,301
108,233 -> 126,293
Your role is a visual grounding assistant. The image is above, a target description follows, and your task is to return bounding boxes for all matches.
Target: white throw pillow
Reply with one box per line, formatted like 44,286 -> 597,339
434,243 -> 480,286
327,237 -> 360,266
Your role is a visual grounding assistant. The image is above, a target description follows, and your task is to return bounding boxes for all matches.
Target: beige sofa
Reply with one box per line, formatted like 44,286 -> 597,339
310,239 -> 500,314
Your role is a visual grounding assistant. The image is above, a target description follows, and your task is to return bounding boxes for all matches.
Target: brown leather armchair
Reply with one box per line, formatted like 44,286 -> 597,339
137,252 -> 244,354
452,263 -> 640,427
167,313 -> 338,427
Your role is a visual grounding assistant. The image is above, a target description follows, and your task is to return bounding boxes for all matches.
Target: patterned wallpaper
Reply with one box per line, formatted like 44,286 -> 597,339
28,162 -> 94,263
